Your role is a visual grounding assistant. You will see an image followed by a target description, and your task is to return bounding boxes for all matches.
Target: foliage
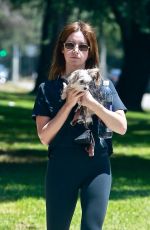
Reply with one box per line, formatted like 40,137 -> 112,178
0,0 -> 43,51
107,0 -> 150,36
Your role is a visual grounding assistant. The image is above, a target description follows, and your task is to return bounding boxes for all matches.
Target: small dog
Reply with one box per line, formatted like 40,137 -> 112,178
61,69 -> 100,99
61,68 -> 101,125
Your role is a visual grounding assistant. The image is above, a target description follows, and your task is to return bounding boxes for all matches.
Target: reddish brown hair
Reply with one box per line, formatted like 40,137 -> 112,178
49,21 -> 100,80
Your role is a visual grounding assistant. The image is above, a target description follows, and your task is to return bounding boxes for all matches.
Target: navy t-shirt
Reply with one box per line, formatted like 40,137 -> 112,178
32,78 -> 127,156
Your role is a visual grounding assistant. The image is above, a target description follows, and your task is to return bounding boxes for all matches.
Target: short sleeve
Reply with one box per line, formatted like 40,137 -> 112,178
109,80 -> 127,112
32,83 -> 52,120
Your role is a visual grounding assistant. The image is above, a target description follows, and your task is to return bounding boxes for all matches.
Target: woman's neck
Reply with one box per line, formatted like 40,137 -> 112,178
64,65 -> 85,76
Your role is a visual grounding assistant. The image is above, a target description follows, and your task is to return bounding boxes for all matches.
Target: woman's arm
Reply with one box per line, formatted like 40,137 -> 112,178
36,89 -> 85,145
80,91 -> 127,135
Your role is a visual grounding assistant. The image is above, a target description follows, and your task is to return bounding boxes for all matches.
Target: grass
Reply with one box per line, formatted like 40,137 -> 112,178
0,84 -> 150,230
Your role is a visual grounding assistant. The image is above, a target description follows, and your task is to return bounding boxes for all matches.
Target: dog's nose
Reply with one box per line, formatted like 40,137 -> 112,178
84,87 -> 87,90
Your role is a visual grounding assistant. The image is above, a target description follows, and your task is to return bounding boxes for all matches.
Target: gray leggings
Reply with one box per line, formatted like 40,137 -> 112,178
46,153 -> 111,230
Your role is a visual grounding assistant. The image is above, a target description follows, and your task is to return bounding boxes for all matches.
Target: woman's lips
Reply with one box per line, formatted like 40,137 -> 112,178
70,56 -> 79,59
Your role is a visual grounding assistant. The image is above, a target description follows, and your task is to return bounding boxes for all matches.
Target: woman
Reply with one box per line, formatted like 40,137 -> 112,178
32,21 -> 127,230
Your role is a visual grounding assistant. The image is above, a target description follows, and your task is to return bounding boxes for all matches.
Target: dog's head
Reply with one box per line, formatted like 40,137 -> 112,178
67,68 -> 100,91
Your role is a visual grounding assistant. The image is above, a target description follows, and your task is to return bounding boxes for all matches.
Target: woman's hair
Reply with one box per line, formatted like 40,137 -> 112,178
49,21 -> 100,80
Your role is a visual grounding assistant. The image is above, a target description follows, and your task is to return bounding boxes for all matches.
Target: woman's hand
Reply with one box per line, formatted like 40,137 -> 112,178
80,91 -> 96,108
65,88 -> 86,108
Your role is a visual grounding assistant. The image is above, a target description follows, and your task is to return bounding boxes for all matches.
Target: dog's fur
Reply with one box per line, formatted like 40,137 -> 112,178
61,69 -> 100,99
61,68 -> 101,125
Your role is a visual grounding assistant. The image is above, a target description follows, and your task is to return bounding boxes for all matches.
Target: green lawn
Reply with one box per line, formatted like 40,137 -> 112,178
0,87 -> 150,230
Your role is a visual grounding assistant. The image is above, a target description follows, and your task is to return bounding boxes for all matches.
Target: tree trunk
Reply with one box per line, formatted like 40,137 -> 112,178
32,0 -> 52,93
33,0 -> 69,93
107,0 -> 150,111
116,24 -> 150,111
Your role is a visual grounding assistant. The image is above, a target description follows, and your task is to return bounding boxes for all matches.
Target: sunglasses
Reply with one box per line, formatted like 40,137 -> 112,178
64,42 -> 90,52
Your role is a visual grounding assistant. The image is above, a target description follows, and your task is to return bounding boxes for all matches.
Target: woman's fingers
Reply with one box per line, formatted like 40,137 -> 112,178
66,89 -> 86,107
68,89 -> 85,98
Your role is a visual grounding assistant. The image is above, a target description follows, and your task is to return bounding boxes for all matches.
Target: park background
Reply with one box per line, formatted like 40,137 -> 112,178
0,0 -> 150,229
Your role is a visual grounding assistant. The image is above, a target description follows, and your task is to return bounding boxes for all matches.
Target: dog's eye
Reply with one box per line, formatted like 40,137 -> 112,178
80,80 -> 84,84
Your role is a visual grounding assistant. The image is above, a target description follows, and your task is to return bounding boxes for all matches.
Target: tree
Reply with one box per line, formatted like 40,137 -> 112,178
33,0 -> 73,92
17,0 -> 149,111
108,0 -> 150,110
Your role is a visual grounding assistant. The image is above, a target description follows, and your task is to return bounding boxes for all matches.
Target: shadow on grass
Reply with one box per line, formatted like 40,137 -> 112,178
0,149 -> 47,159
0,103 -> 38,144
0,104 -> 33,124
0,150 -> 150,202
0,91 -> 35,102
113,118 -> 150,146
0,149 -> 47,203
110,154 -> 150,200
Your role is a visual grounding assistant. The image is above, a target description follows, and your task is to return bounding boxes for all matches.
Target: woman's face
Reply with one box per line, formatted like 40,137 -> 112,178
62,31 -> 89,73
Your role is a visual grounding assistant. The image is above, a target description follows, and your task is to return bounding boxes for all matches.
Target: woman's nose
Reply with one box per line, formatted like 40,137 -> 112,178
73,45 -> 79,53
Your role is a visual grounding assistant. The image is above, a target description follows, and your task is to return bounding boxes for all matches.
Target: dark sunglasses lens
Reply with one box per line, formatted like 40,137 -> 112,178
64,42 -> 89,51
65,42 -> 74,50
79,44 -> 89,51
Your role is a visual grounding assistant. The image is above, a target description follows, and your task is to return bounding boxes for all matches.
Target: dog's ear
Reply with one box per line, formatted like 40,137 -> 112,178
87,68 -> 101,84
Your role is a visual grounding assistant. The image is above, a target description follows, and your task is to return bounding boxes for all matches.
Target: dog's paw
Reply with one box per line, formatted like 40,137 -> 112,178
85,116 -> 93,125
